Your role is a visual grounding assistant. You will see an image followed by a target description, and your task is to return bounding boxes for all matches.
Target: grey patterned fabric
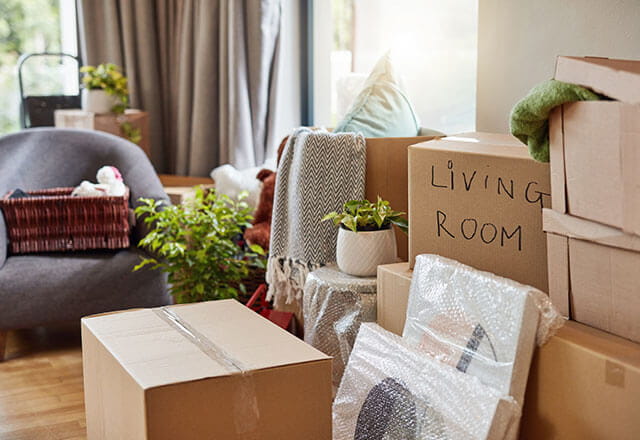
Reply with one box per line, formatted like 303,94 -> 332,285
0,128 -> 171,330
266,128 -> 366,304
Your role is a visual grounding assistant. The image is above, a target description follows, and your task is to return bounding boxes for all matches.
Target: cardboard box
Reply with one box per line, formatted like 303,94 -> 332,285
520,321 -> 640,440
408,133 -> 551,292
366,136 -> 438,260
550,56 -> 640,235
376,262 -> 412,335
544,208 -> 640,343
82,300 -> 332,439
55,109 -> 151,158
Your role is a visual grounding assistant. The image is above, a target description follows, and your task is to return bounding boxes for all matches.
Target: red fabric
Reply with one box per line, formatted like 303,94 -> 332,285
246,284 -> 293,331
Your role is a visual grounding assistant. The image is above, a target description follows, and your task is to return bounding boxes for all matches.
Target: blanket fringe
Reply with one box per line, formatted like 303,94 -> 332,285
266,256 -> 322,304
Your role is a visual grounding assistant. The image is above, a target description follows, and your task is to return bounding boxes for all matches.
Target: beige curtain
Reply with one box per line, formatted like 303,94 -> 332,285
77,0 -> 282,175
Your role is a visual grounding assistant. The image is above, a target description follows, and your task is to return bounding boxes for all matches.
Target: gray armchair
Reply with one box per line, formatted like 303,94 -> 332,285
0,128 -> 171,357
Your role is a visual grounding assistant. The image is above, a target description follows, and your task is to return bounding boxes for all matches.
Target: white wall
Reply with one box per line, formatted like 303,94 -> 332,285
352,0 -> 478,134
477,0 -> 640,133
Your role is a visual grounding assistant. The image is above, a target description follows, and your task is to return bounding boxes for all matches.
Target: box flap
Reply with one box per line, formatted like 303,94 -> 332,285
82,300 -> 329,390
378,262 -> 412,281
555,56 -> 640,104
543,208 -> 640,252
411,132 -> 530,159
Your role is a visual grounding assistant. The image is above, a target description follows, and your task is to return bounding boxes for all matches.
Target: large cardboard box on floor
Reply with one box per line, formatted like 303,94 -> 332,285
520,321 -> 640,439
376,262 -> 412,335
408,133 -> 550,292
82,300 -> 332,440
550,56 -> 640,235
544,208 -> 640,343
366,135 -> 439,260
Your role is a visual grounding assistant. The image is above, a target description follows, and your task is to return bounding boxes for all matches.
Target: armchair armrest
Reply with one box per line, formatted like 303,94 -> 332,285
0,209 -> 7,270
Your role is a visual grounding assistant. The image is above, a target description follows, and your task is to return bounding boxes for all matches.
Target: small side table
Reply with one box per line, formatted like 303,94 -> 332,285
302,265 -> 376,389
158,174 -> 215,205
54,109 -> 150,158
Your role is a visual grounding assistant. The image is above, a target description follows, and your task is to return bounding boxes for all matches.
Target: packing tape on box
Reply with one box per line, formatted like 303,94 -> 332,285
153,307 -> 260,437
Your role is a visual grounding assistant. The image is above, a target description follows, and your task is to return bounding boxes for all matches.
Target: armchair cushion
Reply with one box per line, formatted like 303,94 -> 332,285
0,248 -> 170,330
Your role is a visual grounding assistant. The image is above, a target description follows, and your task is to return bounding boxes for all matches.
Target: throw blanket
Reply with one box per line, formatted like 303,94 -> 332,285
510,79 -> 602,162
266,128 -> 367,303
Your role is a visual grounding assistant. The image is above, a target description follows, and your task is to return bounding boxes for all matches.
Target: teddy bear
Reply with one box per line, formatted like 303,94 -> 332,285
243,168 -> 276,251
72,166 -> 127,197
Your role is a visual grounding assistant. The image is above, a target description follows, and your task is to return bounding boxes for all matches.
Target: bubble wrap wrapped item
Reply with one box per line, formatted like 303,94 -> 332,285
403,254 -> 564,408
333,323 -> 519,440
303,266 -> 377,388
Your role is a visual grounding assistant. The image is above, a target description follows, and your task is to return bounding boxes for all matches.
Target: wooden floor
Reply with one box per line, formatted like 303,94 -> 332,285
0,326 -> 86,440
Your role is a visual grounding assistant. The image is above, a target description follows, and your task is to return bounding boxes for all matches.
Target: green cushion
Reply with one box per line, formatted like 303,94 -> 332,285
334,54 -> 420,138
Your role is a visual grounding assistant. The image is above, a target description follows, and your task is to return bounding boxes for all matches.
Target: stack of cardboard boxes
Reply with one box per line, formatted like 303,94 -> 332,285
527,56 -> 640,439
378,57 -> 640,438
80,56 -> 639,438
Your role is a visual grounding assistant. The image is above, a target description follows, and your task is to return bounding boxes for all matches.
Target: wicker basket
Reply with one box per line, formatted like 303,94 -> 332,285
0,187 -> 131,254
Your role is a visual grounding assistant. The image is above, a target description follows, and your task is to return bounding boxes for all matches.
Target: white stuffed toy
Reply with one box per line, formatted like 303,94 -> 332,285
210,158 -> 276,213
72,166 -> 127,197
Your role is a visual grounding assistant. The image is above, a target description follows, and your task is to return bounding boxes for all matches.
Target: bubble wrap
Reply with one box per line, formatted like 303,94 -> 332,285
302,266 -> 377,389
333,323 -> 519,440
403,254 -> 564,407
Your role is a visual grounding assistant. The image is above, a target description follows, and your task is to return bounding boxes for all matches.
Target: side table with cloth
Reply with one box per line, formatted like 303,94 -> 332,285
302,265 -> 377,389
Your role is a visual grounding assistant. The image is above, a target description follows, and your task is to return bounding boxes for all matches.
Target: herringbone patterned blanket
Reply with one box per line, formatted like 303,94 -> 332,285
266,128 -> 366,303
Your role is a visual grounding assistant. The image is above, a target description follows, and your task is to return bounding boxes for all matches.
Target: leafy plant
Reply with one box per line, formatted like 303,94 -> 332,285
134,188 -> 265,303
322,197 -> 408,233
80,63 -> 141,144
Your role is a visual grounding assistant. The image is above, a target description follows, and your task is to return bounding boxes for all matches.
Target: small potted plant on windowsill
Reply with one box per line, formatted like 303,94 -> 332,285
80,63 -> 127,114
80,63 -> 141,145
133,188 -> 265,303
322,197 -> 407,277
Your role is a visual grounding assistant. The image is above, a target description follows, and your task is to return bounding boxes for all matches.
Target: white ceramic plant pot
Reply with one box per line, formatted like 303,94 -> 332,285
81,89 -> 119,114
336,227 -> 397,277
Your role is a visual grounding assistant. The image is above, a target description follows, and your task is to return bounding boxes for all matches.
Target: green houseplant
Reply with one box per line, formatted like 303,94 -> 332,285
134,188 -> 265,303
322,197 -> 408,233
80,63 -> 141,144
322,197 -> 407,276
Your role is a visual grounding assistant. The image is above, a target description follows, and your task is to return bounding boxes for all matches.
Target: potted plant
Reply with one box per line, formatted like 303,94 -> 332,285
133,188 -> 265,303
80,63 -> 141,144
322,197 -> 407,277
80,63 -> 128,113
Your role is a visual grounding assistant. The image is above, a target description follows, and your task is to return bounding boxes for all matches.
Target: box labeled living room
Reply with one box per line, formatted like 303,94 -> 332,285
0,1 -> 639,439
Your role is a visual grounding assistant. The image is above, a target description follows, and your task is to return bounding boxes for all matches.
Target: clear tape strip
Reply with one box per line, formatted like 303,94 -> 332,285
153,306 -> 246,372
153,306 -> 260,438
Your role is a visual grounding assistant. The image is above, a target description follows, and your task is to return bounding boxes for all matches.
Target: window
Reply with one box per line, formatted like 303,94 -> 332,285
0,0 -> 78,134
314,0 -> 478,134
